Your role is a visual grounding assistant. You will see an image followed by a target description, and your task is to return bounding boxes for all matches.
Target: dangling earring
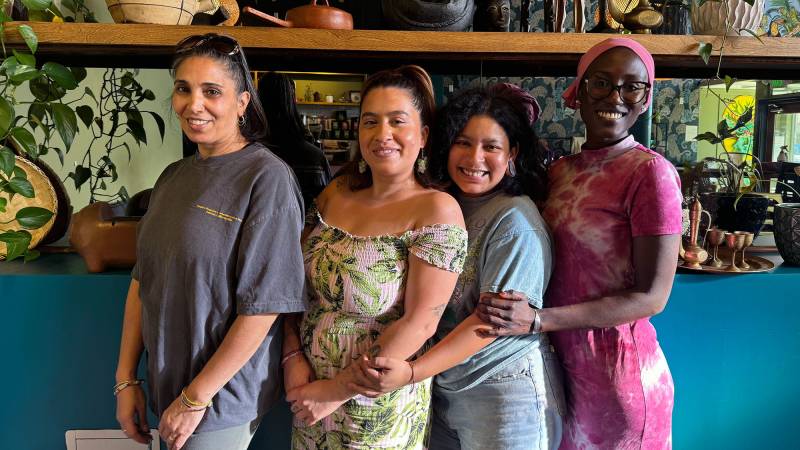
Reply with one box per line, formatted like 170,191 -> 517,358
237,115 -> 246,127
575,100 -> 581,108
507,159 -> 517,177
358,159 -> 367,174
416,149 -> 428,174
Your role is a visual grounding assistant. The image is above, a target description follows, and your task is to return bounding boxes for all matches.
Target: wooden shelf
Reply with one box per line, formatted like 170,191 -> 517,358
3,22 -> 800,78
297,101 -> 359,107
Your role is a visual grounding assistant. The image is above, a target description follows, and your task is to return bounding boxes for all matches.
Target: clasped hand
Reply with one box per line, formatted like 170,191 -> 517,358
347,354 -> 412,398
286,365 -> 357,426
475,290 -> 535,336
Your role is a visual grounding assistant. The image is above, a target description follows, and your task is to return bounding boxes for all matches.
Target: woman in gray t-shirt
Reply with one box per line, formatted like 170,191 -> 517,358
114,34 -> 305,450
350,84 -> 566,450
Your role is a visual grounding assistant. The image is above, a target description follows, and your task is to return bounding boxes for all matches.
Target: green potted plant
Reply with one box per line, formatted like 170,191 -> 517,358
1,1 -> 84,261
691,102 -> 800,236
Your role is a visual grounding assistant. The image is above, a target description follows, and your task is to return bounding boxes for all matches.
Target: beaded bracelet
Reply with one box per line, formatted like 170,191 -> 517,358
180,388 -> 213,410
113,379 -> 144,396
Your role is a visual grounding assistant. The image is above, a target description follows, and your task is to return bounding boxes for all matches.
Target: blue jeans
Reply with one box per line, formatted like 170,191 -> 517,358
429,347 -> 566,450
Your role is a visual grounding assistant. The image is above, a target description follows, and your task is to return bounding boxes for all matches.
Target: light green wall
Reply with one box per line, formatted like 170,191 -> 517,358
696,87 -> 756,161
36,69 -> 182,210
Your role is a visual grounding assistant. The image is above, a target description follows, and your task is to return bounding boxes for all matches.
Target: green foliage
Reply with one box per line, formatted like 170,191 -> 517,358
0,6 -> 65,261
66,68 -> 164,203
698,42 -> 712,65
0,5 -> 105,262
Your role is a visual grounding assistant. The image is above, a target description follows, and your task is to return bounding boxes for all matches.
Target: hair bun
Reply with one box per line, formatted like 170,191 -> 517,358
488,83 -> 541,126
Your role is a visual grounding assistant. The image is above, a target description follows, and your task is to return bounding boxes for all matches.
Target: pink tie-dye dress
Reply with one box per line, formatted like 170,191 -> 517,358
542,135 -> 683,450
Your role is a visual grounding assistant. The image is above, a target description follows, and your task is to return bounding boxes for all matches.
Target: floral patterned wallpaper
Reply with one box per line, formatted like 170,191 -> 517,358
652,79 -> 702,164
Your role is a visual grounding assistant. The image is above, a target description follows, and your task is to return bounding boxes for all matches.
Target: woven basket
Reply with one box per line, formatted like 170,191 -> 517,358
0,156 -> 58,260
105,0 -> 218,25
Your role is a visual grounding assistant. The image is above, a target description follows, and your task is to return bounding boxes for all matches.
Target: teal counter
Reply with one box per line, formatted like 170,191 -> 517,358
1,254 -> 798,449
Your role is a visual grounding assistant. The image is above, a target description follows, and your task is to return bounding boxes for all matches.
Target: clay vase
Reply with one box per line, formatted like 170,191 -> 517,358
691,0 -> 764,36
106,0 -> 219,25
774,203 -> 800,265
69,202 -> 138,273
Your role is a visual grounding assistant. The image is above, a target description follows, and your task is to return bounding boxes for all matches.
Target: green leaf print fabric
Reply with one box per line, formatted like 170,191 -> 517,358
294,210 -> 467,449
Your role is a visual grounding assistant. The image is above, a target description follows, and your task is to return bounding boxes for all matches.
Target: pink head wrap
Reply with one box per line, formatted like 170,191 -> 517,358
562,37 -> 655,110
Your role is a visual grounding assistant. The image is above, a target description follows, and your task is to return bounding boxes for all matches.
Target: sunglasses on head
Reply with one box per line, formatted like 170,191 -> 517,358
175,34 -> 241,56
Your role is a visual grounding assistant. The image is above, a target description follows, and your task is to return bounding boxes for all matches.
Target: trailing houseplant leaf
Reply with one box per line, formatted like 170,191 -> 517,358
51,103 -> 78,150
15,206 -> 54,229
0,230 -> 32,261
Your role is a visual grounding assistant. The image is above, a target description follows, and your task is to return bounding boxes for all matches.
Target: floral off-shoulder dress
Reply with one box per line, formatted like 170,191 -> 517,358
293,209 -> 467,450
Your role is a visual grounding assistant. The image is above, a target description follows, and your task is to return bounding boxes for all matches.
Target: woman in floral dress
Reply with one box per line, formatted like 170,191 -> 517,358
284,65 -> 468,449
347,83 -> 565,450
477,38 -> 683,449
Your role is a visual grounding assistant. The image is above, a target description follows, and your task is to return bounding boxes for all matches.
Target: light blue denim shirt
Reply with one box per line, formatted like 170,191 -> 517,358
434,191 -> 553,392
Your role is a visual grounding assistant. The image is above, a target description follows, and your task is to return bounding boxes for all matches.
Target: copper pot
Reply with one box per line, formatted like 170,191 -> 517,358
243,0 -> 353,30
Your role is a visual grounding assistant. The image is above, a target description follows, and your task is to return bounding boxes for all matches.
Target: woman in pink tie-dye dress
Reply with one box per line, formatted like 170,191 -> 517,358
478,38 -> 683,449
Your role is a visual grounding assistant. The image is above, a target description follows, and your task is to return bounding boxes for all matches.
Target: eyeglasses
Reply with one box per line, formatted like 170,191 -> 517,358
583,76 -> 650,105
175,33 -> 241,57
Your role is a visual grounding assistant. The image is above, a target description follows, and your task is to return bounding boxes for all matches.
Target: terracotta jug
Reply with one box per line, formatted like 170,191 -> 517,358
243,0 -> 353,30
69,202 -> 138,273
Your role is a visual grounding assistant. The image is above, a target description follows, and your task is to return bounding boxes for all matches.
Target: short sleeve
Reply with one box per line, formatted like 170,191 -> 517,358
236,166 -> 307,315
480,229 -> 552,309
406,224 -> 468,273
629,157 -> 684,237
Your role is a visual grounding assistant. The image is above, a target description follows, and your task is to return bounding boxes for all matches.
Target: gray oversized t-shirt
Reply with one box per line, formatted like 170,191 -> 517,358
434,191 -> 553,392
132,142 -> 306,432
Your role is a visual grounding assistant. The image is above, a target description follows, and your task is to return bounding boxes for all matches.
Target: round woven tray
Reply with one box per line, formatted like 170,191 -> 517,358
0,156 -> 58,260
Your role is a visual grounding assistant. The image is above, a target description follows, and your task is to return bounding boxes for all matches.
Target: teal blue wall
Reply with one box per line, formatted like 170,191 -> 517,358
1,255 -> 798,449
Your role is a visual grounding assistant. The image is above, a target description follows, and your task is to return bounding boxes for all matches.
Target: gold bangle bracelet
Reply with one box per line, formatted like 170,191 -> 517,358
180,388 -> 212,410
113,379 -> 143,396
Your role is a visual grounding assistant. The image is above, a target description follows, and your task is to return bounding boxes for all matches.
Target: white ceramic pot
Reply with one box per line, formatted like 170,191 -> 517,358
691,0 -> 764,36
105,0 -> 218,25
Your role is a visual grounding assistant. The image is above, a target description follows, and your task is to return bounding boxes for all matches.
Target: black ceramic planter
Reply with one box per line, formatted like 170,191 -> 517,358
774,203 -> 800,265
699,192 -> 770,237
